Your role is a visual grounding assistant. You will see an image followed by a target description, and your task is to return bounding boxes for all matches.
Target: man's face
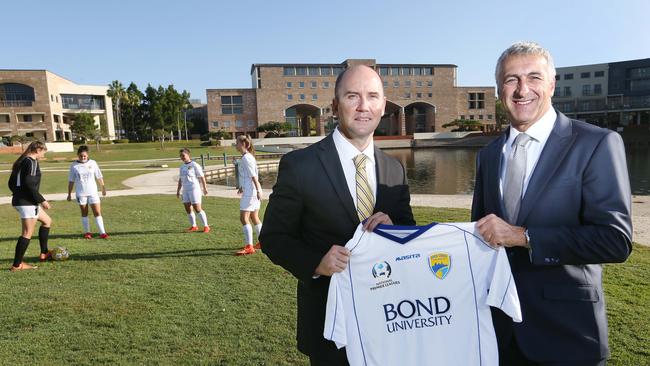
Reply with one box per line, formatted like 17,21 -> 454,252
498,54 -> 555,131
332,66 -> 386,144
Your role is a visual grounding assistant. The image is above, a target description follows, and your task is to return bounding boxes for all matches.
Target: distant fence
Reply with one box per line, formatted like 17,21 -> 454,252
203,161 -> 280,186
197,152 -> 284,168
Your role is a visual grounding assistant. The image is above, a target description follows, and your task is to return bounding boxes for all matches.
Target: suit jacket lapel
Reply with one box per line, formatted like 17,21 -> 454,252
517,112 -> 575,225
374,146 -> 388,207
317,134 -> 359,225
488,133 -> 508,219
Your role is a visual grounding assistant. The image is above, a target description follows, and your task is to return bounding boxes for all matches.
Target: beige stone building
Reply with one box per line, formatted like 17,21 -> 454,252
207,59 -> 495,137
0,70 -> 115,142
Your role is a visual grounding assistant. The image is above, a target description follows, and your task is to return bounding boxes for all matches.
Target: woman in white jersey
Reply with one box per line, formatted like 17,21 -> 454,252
67,145 -> 108,239
176,148 -> 210,233
234,135 -> 263,256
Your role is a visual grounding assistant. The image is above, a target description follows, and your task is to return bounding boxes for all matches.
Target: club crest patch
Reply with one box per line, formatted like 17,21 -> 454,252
429,252 -> 451,279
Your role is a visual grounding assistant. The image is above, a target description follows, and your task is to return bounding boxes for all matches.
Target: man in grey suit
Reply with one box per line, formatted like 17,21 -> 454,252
472,41 -> 633,365
261,65 -> 415,365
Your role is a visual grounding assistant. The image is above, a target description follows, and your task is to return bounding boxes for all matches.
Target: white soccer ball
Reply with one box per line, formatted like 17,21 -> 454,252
50,246 -> 70,261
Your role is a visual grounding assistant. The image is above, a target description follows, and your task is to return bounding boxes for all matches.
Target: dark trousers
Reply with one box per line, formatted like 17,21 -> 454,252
309,355 -> 349,366
501,336 -> 606,366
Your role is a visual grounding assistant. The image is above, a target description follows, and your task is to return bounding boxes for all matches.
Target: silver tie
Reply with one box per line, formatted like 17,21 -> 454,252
504,133 -> 532,224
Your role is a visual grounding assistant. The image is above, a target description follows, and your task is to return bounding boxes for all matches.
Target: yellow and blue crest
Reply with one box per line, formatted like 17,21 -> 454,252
429,252 -> 451,279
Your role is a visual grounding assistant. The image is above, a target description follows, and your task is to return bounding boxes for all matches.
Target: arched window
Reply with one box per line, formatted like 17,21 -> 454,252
0,83 -> 35,107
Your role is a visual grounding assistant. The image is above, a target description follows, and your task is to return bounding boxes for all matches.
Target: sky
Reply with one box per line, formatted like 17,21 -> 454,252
3,0 -> 649,103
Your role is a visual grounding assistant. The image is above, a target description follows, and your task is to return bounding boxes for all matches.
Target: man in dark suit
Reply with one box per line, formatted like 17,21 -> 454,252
260,65 -> 415,365
472,41 -> 633,366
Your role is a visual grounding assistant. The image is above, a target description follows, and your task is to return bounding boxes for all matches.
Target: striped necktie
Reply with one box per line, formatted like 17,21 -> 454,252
354,154 -> 374,221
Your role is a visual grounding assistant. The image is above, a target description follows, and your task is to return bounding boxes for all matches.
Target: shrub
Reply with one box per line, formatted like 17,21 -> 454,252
114,139 -> 130,144
200,140 -> 221,147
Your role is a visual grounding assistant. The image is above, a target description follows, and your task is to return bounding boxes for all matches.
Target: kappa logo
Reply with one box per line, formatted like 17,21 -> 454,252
429,252 -> 451,279
372,261 -> 392,279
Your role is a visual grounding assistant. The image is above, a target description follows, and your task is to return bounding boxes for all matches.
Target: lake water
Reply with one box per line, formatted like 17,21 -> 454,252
219,147 -> 650,195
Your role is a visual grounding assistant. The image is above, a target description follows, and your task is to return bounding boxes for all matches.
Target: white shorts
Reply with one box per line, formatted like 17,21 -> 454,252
77,194 -> 100,205
14,205 -> 39,219
182,189 -> 202,204
240,195 -> 260,212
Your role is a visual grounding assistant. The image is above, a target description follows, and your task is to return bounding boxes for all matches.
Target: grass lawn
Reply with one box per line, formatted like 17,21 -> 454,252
0,169 -> 163,196
0,141 -> 239,164
0,197 -> 647,365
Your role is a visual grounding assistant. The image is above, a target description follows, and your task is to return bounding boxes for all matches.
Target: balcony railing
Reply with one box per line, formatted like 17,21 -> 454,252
554,96 -> 650,113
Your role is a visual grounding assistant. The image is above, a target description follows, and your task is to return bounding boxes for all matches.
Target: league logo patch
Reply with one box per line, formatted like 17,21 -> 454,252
372,261 -> 392,279
429,252 -> 450,279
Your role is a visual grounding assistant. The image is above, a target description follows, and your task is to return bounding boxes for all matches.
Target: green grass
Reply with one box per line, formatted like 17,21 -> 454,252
0,197 -> 647,365
0,169 -> 161,196
0,141 -> 240,164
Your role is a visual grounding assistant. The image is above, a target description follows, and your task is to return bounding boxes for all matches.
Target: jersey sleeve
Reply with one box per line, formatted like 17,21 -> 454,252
93,161 -> 103,179
486,248 -> 522,323
323,272 -> 347,349
68,163 -> 76,182
194,162 -> 205,177
23,159 -> 45,203
244,155 -> 257,178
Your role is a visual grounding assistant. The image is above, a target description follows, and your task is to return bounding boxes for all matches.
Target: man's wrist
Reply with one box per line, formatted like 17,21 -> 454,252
523,228 -> 531,248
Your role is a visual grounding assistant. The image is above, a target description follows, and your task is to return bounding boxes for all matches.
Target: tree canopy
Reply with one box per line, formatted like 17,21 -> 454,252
107,81 -> 193,142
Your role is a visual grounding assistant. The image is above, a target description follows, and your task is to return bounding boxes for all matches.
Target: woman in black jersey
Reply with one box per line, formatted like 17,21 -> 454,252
7,141 -> 53,271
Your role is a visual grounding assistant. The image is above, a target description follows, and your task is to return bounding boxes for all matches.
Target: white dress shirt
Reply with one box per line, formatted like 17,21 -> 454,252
500,108 -> 557,200
332,127 -> 377,209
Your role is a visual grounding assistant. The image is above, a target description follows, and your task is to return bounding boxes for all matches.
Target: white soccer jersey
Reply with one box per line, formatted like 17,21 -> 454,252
237,153 -> 258,195
324,222 -> 521,366
179,160 -> 204,192
68,159 -> 103,197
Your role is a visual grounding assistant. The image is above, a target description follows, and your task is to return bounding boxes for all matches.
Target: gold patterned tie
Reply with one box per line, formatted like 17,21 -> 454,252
354,154 -> 374,221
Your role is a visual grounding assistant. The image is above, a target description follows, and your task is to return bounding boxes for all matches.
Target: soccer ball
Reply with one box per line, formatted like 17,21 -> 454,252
372,261 -> 392,278
50,246 -> 70,261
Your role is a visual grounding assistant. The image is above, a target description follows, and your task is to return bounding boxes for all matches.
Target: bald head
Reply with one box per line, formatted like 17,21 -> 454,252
331,64 -> 386,150
334,65 -> 384,100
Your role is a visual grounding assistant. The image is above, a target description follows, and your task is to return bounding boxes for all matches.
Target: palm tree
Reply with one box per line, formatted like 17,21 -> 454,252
107,80 -> 125,139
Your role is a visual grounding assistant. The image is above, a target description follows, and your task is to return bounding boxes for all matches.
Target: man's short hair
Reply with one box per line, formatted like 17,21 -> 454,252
495,41 -> 556,85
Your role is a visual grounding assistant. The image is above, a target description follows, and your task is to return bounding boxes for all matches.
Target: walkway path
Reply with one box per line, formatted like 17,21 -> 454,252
1,167 -> 648,246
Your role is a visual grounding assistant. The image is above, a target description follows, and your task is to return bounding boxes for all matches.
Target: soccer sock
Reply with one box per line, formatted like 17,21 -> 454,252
81,216 -> 90,233
38,226 -> 50,254
95,216 -> 106,234
242,224 -> 253,246
13,236 -> 30,267
254,223 -> 262,239
188,212 -> 196,227
197,211 -> 208,227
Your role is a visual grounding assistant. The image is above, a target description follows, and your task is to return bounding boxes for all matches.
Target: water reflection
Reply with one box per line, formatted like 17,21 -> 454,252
386,148 -> 478,194
216,147 -> 650,195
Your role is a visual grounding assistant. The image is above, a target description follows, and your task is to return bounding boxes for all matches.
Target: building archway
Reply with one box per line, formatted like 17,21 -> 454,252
377,100 -> 401,136
405,102 -> 436,133
285,104 -> 320,136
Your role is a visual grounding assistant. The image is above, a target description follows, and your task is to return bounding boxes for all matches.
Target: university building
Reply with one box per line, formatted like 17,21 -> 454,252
0,70 -> 115,142
552,58 -> 650,129
207,59 -> 496,137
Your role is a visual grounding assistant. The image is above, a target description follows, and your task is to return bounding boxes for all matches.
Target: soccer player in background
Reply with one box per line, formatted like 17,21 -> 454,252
8,141 -> 53,271
234,134 -> 263,256
67,145 -> 109,239
176,148 -> 210,233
